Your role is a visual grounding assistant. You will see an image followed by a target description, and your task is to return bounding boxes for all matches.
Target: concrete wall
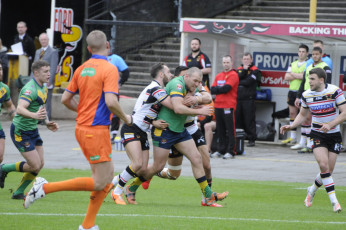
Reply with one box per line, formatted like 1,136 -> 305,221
51,94 -> 137,120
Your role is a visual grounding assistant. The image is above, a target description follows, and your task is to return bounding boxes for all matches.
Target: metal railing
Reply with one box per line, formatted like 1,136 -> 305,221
85,19 -> 179,56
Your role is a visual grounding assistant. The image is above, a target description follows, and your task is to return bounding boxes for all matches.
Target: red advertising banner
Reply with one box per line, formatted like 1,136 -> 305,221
261,71 -> 289,88
182,20 -> 346,37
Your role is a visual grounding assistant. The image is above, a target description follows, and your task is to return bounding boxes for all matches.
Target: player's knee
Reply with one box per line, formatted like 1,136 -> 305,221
319,162 -> 329,172
203,161 -> 211,172
0,156 -> 3,164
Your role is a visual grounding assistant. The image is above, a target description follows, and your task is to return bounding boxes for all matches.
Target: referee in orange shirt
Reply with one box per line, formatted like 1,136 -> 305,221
23,30 -> 132,230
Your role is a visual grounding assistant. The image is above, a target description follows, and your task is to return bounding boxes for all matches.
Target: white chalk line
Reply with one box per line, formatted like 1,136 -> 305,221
0,212 -> 345,225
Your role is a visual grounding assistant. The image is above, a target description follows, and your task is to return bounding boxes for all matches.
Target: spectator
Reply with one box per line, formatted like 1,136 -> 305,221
0,39 -> 9,84
235,52 -> 260,147
32,33 -> 59,121
305,40 -> 332,70
13,21 -> 36,73
282,44 -> 309,150
295,46 -> 332,153
182,38 -> 212,89
210,55 -> 239,159
107,49 -> 130,144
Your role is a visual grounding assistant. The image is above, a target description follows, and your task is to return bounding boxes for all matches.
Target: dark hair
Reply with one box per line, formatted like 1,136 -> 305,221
314,40 -> 324,45
299,44 -> 309,52
150,63 -> 165,78
174,66 -> 189,77
312,46 -> 322,53
191,38 -> 201,45
309,68 -> 326,82
243,52 -> 252,59
32,60 -> 49,73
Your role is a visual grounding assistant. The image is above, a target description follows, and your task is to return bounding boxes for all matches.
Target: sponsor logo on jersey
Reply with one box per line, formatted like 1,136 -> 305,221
81,67 -> 96,77
177,84 -> 183,91
217,80 -> 226,86
310,103 -> 333,111
24,90 -> 31,96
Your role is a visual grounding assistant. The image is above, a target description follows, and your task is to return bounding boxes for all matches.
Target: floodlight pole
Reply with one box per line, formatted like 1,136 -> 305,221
309,0 -> 317,22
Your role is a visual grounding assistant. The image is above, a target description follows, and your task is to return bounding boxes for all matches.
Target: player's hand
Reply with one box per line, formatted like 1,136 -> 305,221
46,121 -> 59,132
152,119 -> 169,130
280,125 -> 291,135
183,95 -> 197,106
34,106 -> 47,120
319,123 -> 331,133
198,105 -> 214,116
124,115 -> 133,126
294,98 -> 300,108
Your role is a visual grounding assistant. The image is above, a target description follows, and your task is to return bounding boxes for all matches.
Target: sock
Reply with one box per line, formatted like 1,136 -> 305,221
321,172 -> 338,204
305,127 -> 312,149
2,161 -> 25,173
82,183 -> 112,229
207,178 -> 212,188
202,178 -> 213,202
113,166 -> 137,195
299,134 -> 307,147
128,176 -> 146,193
310,173 -> 323,194
289,120 -> 297,140
43,177 -> 95,194
13,172 -> 37,195
196,176 -> 212,198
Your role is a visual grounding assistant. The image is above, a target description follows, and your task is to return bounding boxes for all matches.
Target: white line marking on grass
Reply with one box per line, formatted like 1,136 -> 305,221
1,212 -> 345,225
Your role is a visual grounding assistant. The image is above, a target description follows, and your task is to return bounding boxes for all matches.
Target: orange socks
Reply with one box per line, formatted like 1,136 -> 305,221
43,177 -> 95,194
82,183 -> 113,229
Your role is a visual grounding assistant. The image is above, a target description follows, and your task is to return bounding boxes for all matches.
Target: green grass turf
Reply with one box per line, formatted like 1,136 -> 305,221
0,168 -> 345,230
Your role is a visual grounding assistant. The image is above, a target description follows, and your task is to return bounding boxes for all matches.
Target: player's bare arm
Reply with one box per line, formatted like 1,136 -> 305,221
280,106 -> 309,134
61,90 -> 78,112
105,93 -> 132,126
160,96 -> 174,110
171,96 -> 213,116
320,103 -> 346,133
152,119 -> 169,130
4,99 -> 16,119
16,99 -> 46,120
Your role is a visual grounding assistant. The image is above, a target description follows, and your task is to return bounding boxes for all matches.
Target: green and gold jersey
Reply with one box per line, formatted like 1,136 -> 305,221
157,76 -> 188,133
13,79 -> 48,131
0,82 -> 11,130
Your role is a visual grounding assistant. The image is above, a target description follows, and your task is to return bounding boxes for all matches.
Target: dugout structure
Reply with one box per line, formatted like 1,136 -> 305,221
180,18 -> 346,127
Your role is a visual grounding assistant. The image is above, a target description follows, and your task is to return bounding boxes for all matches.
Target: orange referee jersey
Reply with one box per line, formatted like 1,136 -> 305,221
66,55 -> 119,126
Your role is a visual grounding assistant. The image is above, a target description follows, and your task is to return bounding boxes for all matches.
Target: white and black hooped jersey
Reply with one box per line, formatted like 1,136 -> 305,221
132,80 -> 168,132
301,84 -> 346,134
184,88 -> 206,135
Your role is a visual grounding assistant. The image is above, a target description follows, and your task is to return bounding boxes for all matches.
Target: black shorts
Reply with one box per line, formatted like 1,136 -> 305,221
310,130 -> 343,154
120,124 -> 150,151
168,128 -> 206,158
287,90 -> 298,106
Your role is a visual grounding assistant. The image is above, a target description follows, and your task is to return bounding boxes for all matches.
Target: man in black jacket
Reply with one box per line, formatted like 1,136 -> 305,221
13,21 -> 36,73
235,53 -> 261,147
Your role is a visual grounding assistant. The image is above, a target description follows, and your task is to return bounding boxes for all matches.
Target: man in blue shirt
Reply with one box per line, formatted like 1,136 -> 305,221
305,40 -> 332,70
107,50 -> 130,143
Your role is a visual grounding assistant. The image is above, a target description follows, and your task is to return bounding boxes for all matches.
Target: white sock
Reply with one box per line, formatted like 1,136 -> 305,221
321,172 -> 338,204
113,168 -> 136,195
310,173 -> 322,194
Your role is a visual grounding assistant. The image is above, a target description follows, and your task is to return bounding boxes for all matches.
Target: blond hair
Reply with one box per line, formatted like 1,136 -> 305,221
86,30 -> 107,53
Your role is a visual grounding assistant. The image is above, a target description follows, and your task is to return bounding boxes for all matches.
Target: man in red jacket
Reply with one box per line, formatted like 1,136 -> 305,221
210,55 -> 239,159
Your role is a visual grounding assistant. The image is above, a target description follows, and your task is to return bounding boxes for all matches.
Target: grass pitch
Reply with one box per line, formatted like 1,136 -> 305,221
0,168 -> 345,230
